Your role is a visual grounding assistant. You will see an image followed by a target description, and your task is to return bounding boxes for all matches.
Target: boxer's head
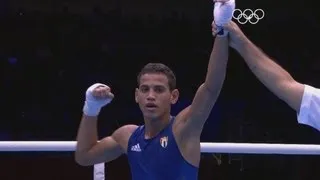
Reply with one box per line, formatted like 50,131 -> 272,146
135,63 -> 179,120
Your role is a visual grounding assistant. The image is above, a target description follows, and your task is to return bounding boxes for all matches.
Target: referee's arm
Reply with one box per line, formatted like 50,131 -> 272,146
231,26 -> 320,131
231,28 -> 304,111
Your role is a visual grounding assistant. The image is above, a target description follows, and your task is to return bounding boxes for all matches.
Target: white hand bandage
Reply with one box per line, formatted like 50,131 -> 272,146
83,83 -> 112,116
213,0 -> 236,36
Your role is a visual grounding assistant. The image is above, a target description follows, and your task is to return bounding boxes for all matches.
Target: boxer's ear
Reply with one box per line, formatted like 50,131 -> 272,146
135,88 -> 139,103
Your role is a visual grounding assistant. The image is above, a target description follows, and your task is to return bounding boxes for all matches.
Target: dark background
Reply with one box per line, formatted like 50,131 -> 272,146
1,0 -> 320,179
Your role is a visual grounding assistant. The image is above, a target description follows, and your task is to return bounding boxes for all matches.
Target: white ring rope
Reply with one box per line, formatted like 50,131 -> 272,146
0,141 -> 320,154
1,141 -> 319,180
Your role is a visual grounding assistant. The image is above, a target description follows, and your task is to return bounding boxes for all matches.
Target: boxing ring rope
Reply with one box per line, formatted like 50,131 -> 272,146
1,141 -> 320,180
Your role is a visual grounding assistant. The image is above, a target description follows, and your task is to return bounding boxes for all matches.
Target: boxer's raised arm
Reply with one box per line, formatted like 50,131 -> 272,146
75,83 -> 135,166
176,0 -> 234,135
75,116 -> 137,166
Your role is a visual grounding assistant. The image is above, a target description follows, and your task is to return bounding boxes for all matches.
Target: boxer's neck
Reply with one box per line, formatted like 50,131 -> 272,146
144,114 -> 171,139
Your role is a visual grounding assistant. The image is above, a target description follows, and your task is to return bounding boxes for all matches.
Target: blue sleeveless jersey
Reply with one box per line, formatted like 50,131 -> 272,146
127,117 -> 198,180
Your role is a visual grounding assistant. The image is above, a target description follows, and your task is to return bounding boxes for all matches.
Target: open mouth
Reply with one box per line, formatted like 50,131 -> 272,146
145,103 -> 157,110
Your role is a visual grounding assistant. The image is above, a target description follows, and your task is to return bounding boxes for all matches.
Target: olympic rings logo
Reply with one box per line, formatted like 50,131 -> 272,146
232,9 -> 265,24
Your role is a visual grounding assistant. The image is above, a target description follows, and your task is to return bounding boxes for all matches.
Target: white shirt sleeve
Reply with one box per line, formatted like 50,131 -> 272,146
297,84 -> 320,131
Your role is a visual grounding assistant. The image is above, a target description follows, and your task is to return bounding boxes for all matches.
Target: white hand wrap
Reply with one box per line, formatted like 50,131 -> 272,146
213,0 -> 236,36
83,83 -> 112,116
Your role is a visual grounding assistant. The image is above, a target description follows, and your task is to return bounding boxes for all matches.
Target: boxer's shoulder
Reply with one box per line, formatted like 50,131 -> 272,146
112,124 -> 139,150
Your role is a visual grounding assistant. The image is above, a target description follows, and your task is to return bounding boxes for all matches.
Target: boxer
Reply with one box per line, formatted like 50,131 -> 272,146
75,1 -> 234,179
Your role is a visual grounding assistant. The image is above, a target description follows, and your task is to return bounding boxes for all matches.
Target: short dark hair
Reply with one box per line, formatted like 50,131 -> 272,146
137,63 -> 176,90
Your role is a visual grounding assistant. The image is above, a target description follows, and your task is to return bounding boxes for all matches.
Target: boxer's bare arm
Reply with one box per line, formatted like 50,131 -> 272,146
75,115 -> 137,166
75,83 -> 137,166
172,34 -> 229,168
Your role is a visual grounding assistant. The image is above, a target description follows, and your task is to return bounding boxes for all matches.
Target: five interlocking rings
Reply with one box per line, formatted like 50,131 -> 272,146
232,9 -> 265,24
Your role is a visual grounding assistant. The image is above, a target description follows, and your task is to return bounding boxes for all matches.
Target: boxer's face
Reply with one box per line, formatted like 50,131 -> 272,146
135,73 -> 179,120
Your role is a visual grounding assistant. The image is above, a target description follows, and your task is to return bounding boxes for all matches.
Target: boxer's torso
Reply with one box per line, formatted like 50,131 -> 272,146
126,116 -> 198,180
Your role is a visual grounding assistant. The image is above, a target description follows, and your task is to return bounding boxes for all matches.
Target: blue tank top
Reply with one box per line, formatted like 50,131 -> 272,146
127,116 -> 199,180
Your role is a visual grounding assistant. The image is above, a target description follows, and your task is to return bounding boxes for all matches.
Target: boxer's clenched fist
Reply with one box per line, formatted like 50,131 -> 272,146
213,0 -> 235,36
91,84 -> 114,100
83,83 -> 114,116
